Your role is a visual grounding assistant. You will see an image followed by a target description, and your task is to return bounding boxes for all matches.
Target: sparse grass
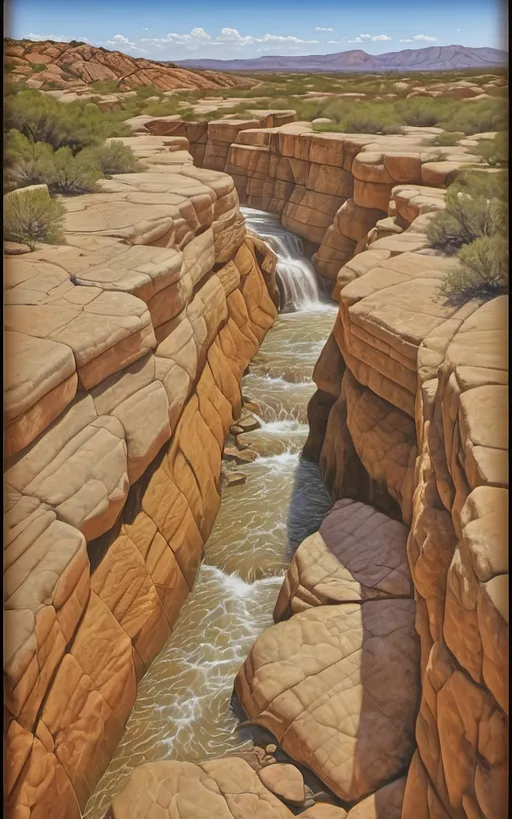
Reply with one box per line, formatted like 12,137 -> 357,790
4,186 -> 66,248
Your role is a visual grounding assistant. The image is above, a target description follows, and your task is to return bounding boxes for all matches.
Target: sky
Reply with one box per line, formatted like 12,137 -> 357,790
5,0 -> 508,61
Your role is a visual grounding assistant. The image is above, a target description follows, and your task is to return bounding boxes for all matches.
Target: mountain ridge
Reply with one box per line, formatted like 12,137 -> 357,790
174,44 -> 508,73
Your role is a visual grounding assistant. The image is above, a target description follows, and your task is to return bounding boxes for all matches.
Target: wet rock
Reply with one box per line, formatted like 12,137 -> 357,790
258,763 -> 306,807
225,472 -> 247,487
237,411 -> 261,433
222,446 -> 258,464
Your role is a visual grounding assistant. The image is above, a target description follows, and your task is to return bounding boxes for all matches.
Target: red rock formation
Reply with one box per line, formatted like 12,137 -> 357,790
5,38 -> 254,91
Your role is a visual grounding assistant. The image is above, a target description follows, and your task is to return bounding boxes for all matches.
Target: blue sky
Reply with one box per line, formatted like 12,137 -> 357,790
6,0 -> 508,60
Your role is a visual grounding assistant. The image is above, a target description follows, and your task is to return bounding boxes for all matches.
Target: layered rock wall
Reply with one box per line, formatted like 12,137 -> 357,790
140,116 -> 482,286
3,136 -> 278,817
300,187 -> 509,816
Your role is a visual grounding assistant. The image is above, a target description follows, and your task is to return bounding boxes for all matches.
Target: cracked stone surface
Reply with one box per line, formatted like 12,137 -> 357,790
274,499 -> 411,620
235,600 -> 420,803
111,757 -> 295,819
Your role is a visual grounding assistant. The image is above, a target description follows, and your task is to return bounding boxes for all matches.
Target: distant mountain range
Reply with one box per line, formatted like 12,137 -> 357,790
175,45 -> 508,74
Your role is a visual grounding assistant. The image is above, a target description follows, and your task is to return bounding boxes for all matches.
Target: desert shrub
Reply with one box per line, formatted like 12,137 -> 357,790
431,131 -> 465,146
474,132 -> 508,167
431,171 -> 508,304
437,234 -> 508,303
438,98 -> 508,134
4,89 -> 128,152
140,98 -> 191,117
49,147 -> 103,194
4,186 -> 66,248
92,140 -> 144,174
31,63 -> 47,73
427,172 -> 507,254
4,131 -> 106,193
91,79 -> 119,94
134,84 -> 165,99
3,131 -> 56,191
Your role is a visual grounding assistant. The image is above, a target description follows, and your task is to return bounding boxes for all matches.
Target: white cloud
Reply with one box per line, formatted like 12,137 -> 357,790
217,28 -> 319,46
142,27 -> 149,31
190,27 -> 210,40
349,33 -> 391,43
327,39 -> 348,44
400,38 -> 413,43
25,32 -> 88,42
105,33 -> 136,47
315,27 -> 334,32
412,34 -> 437,41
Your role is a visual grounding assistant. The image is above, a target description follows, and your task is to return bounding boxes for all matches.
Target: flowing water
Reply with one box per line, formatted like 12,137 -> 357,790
84,211 -> 337,819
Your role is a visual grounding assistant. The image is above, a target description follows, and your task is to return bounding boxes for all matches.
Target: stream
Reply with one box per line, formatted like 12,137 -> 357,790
84,207 -> 337,818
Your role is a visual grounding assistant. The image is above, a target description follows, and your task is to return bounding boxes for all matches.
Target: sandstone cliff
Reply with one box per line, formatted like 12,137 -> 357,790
232,178 -> 508,816
3,135 -> 278,817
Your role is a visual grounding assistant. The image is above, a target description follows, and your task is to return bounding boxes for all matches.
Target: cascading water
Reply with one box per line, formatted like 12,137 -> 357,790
83,214 -> 336,819
242,206 -> 326,312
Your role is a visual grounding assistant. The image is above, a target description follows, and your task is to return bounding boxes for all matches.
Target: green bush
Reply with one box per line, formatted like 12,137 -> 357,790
437,234 -> 508,304
90,79 -> 120,94
92,140 -> 144,174
4,186 -> 66,248
427,172 -> 507,254
3,131 -> 55,191
431,131 -> 465,146
31,63 -> 47,73
4,131 -> 105,194
474,132 -> 508,167
49,146 -> 103,194
135,84 -> 165,99
4,89 -> 129,152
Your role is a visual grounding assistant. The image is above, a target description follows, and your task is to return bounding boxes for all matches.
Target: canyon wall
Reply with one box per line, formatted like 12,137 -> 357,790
3,136 -> 278,817
234,179 -> 508,816
140,115 -> 483,286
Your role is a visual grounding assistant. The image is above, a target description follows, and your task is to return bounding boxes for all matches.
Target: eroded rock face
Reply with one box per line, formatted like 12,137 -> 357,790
3,136 -> 277,817
304,181 -> 508,817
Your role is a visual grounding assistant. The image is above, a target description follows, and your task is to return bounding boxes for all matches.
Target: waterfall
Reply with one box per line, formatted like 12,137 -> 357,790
241,207 -> 327,313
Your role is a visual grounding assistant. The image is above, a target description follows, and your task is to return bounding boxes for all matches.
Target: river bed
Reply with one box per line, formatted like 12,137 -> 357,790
83,209 -> 336,818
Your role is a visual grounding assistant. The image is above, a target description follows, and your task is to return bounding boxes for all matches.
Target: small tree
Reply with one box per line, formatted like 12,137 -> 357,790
4,186 -> 66,249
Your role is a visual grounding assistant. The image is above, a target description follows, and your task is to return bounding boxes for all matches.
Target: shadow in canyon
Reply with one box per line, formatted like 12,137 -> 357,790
285,454 -> 333,558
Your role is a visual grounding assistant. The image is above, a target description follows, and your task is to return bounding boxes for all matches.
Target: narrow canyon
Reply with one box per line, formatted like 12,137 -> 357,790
4,112 -> 508,819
